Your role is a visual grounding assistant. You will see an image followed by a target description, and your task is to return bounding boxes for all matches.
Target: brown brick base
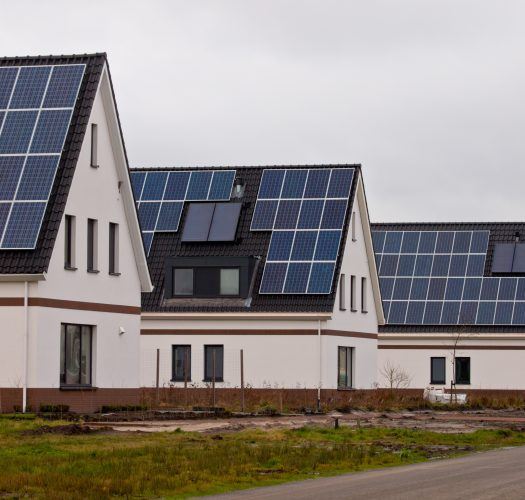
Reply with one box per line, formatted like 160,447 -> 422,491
3,387 -> 525,414
0,388 -> 23,413
26,388 -> 141,413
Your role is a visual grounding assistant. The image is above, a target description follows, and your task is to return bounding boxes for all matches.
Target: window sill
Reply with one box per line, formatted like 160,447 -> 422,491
64,266 -> 77,271
87,269 -> 100,274
109,272 -> 121,277
350,308 -> 357,313
339,308 -> 347,312
430,382 -> 446,385
361,310 -> 368,314
203,379 -> 224,383
171,379 -> 192,383
337,387 -> 355,391
59,385 -> 96,391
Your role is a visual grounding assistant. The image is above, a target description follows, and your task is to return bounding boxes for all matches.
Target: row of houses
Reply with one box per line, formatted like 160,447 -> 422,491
0,53 -> 522,413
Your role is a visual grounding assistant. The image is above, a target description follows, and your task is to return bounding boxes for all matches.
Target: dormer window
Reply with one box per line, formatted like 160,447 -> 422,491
172,266 -> 240,298
166,256 -> 255,300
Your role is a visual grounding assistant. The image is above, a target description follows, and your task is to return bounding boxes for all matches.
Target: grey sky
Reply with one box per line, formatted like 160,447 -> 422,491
2,1 -> 524,222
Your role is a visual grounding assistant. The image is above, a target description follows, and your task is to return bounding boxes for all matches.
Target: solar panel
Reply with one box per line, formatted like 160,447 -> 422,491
0,63 -> 85,249
254,167 -> 355,295
131,169 -> 237,254
373,229 -> 525,325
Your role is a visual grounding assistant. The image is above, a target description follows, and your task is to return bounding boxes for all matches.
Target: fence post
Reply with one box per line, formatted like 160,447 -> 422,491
240,349 -> 245,412
212,349 -> 216,408
184,348 -> 189,408
156,348 -> 160,406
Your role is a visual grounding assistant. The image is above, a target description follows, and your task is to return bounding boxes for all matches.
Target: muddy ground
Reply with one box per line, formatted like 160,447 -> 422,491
86,410 -> 525,434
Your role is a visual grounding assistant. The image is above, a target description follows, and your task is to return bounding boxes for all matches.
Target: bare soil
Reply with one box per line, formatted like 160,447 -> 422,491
86,409 -> 525,434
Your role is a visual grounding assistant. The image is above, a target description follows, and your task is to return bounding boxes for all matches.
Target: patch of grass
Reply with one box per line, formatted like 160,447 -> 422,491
0,419 -> 523,498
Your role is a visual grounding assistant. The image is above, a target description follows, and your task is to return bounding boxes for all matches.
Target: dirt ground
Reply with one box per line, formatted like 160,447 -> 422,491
87,410 -> 525,434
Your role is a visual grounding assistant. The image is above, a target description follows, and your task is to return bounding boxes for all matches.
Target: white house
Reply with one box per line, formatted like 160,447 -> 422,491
135,165 -> 384,405
372,223 -> 525,391
0,54 -> 152,413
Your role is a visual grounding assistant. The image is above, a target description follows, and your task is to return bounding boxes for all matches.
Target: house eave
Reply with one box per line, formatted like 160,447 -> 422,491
141,312 -> 333,321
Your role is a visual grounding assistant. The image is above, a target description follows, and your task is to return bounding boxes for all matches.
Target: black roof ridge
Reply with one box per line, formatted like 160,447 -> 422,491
131,163 -> 361,171
0,53 -> 107,61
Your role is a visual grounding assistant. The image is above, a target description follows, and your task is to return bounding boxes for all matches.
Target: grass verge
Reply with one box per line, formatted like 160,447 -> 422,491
0,418 -> 523,498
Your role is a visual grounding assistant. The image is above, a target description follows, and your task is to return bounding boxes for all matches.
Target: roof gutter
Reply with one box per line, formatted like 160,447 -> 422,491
0,273 -> 46,282
141,312 -> 333,321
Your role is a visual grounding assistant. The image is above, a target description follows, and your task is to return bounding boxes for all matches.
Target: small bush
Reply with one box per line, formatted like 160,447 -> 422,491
39,404 -> 70,413
99,405 -> 148,413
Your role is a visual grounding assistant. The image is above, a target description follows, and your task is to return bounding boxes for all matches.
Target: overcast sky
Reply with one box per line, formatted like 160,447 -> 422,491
2,1 -> 524,222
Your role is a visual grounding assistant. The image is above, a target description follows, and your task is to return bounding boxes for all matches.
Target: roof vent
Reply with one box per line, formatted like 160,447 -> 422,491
232,177 -> 245,199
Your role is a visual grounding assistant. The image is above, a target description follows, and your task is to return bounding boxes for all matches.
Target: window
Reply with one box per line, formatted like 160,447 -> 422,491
60,324 -> 92,386
350,275 -> 357,311
431,357 -> 446,384
361,277 -> 368,313
339,274 -> 346,311
64,215 -> 76,269
455,357 -> 471,385
172,267 -> 240,298
172,345 -> 191,382
87,218 -> 98,272
220,268 -> 239,295
338,346 -> 353,389
90,123 -> 98,167
173,268 -> 194,296
204,345 -> 224,382
352,212 -> 356,241
109,223 -> 119,274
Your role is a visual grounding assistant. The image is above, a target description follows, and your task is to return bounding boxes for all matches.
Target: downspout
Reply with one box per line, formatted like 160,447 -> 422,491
317,319 -> 322,411
22,281 -> 29,413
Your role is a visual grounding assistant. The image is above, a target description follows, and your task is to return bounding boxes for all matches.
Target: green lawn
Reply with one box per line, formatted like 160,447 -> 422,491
0,417 -> 524,499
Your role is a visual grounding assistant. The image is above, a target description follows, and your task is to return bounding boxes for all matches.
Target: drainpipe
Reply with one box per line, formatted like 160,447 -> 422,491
317,319 -> 322,411
22,281 -> 29,413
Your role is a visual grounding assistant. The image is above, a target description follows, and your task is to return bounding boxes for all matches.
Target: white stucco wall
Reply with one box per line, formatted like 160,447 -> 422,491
378,337 -> 525,390
0,68 -> 143,391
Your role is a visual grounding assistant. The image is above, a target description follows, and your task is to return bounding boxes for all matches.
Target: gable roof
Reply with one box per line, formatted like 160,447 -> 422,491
371,221 -> 525,333
0,54 -> 152,291
137,164 -> 361,313
0,54 -> 104,274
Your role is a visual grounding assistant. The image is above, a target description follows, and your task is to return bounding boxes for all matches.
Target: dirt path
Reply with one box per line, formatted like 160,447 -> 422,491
87,410 -> 525,434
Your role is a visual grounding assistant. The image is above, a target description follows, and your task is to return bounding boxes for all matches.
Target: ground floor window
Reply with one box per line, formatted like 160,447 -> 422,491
455,357 -> 471,385
338,346 -> 354,389
430,357 -> 446,384
60,324 -> 92,386
204,345 -> 224,382
172,345 -> 191,382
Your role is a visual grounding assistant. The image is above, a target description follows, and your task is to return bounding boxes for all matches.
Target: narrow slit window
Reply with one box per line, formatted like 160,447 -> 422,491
109,222 -> 120,275
350,275 -> 357,311
64,215 -> 76,269
339,274 -> 346,311
361,277 -> 368,313
90,123 -> 98,167
352,212 -> 356,241
87,218 -> 98,272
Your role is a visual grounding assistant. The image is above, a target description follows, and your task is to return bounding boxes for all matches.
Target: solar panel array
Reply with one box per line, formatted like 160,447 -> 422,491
252,168 -> 355,294
373,229 -> 525,325
0,64 -> 85,249
130,170 -> 236,254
